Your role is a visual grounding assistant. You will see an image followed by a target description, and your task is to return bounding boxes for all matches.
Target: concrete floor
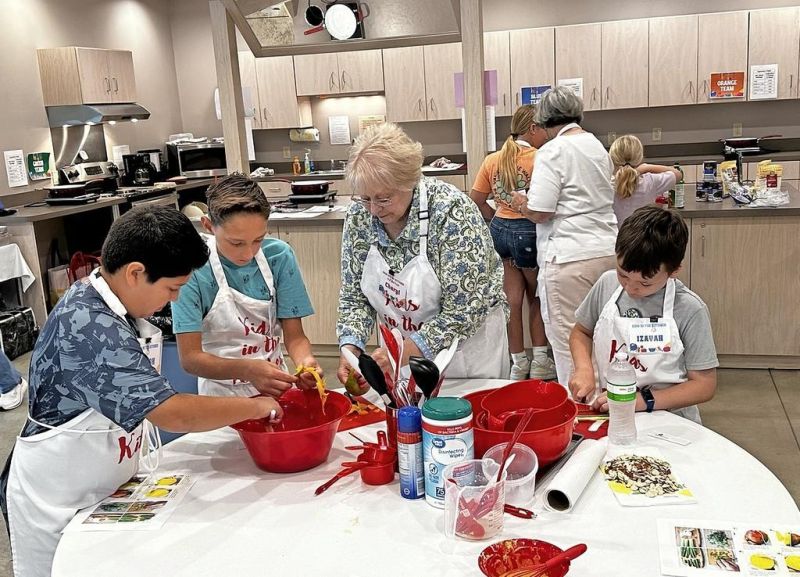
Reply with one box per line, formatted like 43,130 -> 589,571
0,357 -> 797,575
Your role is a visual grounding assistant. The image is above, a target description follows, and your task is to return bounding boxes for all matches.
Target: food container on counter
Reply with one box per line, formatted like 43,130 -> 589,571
478,539 -> 571,577
484,442 -> 538,507
444,459 -> 506,541
481,380 -> 568,431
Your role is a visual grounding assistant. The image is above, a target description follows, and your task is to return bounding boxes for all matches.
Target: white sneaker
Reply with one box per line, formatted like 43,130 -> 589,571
0,378 -> 27,411
529,358 -> 557,381
510,360 -> 531,381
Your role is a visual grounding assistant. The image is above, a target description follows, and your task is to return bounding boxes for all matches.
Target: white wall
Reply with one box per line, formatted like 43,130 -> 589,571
0,0 -> 185,196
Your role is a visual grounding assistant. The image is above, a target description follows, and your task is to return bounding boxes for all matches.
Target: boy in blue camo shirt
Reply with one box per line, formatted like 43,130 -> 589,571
1,206 -> 283,577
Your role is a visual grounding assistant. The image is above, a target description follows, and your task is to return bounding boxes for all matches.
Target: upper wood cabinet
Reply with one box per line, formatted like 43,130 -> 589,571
294,50 -> 383,96
239,52 -> 311,129
423,43 -> 463,120
748,7 -> 800,100
648,15 -> 698,107
383,46 -> 427,122
383,43 -> 462,122
601,19 -> 648,109
38,47 -> 137,105
555,24 -> 602,111
483,31 -> 511,116
697,11 -> 749,104
509,27 -> 555,114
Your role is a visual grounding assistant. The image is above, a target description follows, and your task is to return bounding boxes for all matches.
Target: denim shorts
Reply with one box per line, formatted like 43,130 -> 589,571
489,217 -> 538,270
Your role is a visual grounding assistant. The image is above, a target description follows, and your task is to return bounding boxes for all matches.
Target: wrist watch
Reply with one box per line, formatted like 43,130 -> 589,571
640,386 -> 655,413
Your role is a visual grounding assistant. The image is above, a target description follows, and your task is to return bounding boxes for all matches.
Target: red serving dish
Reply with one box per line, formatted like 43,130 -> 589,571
478,538 -> 570,577
231,389 -> 351,473
464,389 -> 576,467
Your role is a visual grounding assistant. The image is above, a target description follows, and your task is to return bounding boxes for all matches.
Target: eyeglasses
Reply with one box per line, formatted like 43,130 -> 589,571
352,195 -> 394,208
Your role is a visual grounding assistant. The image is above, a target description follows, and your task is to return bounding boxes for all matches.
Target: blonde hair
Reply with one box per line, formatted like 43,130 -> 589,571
609,135 -> 644,199
346,123 -> 423,195
497,104 -> 536,193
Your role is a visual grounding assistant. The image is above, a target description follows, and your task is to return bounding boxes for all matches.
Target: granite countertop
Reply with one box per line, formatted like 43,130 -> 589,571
676,183 -> 800,218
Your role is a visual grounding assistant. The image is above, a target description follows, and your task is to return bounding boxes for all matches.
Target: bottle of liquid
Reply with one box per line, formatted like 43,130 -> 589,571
303,149 -> 312,174
292,156 -> 301,176
673,163 -> 685,208
397,406 -> 425,500
606,352 -> 638,446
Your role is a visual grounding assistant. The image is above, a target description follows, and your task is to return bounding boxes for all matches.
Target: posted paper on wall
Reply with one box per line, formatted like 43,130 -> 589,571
358,115 -> 385,135
558,78 -> 584,99
461,106 -> 497,153
750,64 -> 779,100
4,150 -> 27,188
329,115 -> 351,145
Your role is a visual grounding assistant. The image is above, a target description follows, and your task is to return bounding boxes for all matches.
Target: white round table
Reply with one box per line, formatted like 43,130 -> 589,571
53,379 -> 800,577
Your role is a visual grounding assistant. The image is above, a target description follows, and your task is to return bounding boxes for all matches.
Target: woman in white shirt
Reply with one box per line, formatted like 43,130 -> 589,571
511,86 -> 618,387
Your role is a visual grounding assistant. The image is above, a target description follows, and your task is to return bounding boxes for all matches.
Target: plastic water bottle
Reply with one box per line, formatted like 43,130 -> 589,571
606,352 -> 637,446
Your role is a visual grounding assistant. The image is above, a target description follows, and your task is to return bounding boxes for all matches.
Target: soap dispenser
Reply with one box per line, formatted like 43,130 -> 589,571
292,155 -> 302,176
303,149 -> 312,174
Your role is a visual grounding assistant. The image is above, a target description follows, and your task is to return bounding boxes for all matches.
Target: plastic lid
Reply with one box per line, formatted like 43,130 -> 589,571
614,352 -> 629,361
397,406 -> 421,433
421,397 -> 472,421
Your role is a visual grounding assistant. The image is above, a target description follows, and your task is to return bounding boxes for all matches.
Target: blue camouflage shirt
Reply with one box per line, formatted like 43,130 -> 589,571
22,280 -> 176,437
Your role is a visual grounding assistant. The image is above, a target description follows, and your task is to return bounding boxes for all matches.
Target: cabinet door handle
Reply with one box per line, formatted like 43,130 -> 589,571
515,92 -> 519,106
503,93 -> 506,107
263,106 -> 269,124
113,77 -> 119,93
418,98 -> 422,112
104,77 -> 111,93
606,86 -> 610,102
430,97 -> 436,113
701,235 -> 705,257
329,71 -> 335,91
688,80 -> 694,96
791,74 -> 794,90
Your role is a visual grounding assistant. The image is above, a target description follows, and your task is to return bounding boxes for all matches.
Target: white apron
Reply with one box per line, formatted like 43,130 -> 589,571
593,279 -> 701,424
7,270 -> 162,577
198,237 -> 285,397
360,180 -> 509,379
533,122 -> 580,325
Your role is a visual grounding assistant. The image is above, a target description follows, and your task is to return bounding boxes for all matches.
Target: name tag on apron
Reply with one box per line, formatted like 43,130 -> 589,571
628,319 -> 672,355
380,270 -> 410,310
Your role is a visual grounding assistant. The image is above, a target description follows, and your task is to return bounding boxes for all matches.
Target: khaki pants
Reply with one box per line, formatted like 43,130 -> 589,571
541,255 -> 617,387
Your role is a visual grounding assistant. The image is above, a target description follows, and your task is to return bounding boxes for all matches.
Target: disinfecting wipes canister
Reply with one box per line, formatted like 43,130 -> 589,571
421,397 -> 474,508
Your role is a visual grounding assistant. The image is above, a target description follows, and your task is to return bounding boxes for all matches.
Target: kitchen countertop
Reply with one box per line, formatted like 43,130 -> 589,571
0,196 -> 126,224
678,183 -> 800,218
255,166 -> 468,183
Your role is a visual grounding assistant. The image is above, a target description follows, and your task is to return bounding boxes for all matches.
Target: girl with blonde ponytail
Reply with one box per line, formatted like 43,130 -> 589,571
470,105 -> 555,381
610,134 -> 682,223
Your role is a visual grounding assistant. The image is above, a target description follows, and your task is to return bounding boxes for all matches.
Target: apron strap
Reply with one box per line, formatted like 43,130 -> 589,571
139,419 -> 162,473
89,269 -> 128,320
418,181 -> 430,257
556,122 -> 581,137
662,278 -> 677,320
206,236 -> 231,291
252,244 -> 276,300
25,410 -> 124,435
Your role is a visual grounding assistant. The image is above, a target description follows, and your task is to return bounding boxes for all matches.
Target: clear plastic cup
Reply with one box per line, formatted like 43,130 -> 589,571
484,442 -> 538,507
443,459 -> 506,540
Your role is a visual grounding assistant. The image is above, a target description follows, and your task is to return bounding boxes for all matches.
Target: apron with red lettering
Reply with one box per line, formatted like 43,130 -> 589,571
360,180 -> 508,379
198,236 -> 285,397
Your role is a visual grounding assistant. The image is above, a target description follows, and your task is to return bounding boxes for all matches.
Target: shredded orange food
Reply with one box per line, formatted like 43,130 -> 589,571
295,365 -> 328,413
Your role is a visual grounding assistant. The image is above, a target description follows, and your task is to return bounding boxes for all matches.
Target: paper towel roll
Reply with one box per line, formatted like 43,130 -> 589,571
544,438 -> 607,512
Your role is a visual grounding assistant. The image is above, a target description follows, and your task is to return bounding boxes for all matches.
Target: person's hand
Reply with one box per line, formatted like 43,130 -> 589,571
510,191 -> 528,213
295,357 -> 323,391
245,360 -> 298,398
591,392 -> 609,413
569,367 -> 596,403
370,347 -> 394,380
250,395 -> 284,423
337,347 -> 369,395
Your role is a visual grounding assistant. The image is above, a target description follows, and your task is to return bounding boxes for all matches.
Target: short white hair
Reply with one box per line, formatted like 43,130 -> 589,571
346,123 -> 423,195
534,86 -> 584,127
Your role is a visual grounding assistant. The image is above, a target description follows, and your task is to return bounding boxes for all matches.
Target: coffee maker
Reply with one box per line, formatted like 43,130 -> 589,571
122,153 -> 157,186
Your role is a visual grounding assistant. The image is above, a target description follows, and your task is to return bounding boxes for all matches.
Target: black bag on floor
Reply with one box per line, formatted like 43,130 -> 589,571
0,307 -> 38,360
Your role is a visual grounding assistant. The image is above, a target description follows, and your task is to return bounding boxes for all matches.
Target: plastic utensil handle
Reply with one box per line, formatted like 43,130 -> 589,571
497,408 -> 536,482
503,504 -> 536,519
528,544 -> 589,577
314,462 -> 367,496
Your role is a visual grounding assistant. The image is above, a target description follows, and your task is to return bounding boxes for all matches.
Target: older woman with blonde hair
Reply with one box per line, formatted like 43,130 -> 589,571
511,86 -> 618,388
337,123 -> 509,386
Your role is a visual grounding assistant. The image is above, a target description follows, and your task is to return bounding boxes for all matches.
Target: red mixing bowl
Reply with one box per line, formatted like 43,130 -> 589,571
482,380 -> 568,431
464,389 -> 576,467
231,389 -> 352,473
478,538 -> 570,577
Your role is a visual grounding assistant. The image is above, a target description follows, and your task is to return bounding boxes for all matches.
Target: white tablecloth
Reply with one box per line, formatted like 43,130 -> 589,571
53,379 -> 800,577
0,243 -> 34,292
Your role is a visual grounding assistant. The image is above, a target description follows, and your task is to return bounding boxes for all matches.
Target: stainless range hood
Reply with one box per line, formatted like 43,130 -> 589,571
45,103 -> 151,127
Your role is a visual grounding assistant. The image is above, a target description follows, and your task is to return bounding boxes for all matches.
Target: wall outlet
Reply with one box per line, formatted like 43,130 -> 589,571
607,131 -> 617,146
282,146 -> 291,159
652,128 -> 662,142
733,123 -> 743,137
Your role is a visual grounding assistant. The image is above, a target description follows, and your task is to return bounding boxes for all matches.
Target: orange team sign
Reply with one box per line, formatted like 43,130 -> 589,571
709,72 -> 745,99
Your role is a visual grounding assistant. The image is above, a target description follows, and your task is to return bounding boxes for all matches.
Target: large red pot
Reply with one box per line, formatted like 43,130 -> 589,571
231,389 -> 351,473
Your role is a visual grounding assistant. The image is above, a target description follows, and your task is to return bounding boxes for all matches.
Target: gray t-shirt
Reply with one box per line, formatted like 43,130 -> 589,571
575,270 -> 719,371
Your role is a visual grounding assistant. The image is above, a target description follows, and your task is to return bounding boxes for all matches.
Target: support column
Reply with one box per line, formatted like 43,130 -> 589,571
460,0 -> 486,190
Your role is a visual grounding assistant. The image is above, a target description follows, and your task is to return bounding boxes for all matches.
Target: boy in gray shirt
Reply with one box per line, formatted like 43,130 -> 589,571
569,206 -> 718,423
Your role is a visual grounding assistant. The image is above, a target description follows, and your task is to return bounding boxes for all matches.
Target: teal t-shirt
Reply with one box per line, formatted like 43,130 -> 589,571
171,237 -> 314,334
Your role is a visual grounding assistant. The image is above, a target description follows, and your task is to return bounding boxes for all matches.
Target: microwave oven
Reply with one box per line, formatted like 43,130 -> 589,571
167,142 -> 228,178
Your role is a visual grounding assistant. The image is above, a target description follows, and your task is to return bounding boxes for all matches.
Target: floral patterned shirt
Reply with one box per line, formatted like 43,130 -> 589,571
337,177 -> 507,359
